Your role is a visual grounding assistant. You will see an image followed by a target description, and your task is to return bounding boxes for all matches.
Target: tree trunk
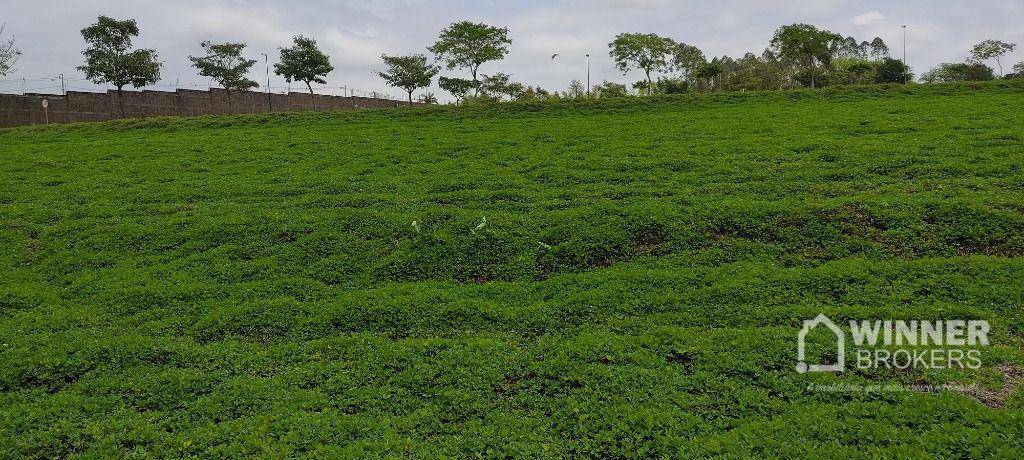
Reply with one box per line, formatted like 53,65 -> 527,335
646,70 -> 652,96
307,82 -> 315,111
408,90 -> 413,106
116,86 -> 125,118
472,67 -> 479,97
226,89 -> 232,114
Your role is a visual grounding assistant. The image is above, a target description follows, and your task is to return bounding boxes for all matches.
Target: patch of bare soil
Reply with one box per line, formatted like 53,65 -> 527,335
960,364 -> 1024,409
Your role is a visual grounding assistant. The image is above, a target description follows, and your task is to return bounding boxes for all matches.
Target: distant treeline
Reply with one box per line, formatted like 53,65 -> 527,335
0,17 -> 1020,105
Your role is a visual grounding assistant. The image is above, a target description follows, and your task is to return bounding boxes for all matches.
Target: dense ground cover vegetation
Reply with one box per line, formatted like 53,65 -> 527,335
2,81 -> 1024,457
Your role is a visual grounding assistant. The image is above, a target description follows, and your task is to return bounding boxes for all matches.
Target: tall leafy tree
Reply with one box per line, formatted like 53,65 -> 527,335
275,35 -> 333,108
693,61 -> 723,92
0,23 -> 21,77
608,33 -> 675,95
377,53 -> 439,105
428,21 -> 511,97
78,16 -> 161,116
189,41 -> 258,111
770,24 -> 842,88
970,39 -> 1017,76
838,36 -> 866,58
671,42 -> 706,82
868,37 -> 890,59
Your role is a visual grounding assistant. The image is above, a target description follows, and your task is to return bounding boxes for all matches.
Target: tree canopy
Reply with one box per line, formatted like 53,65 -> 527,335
770,23 -> 842,88
874,58 -> 912,84
274,35 -> 333,97
189,41 -> 258,95
377,53 -> 439,104
438,76 -> 477,100
428,21 -> 511,96
671,42 -> 706,81
78,16 -> 161,93
608,33 -> 675,95
970,39 -> 1017,76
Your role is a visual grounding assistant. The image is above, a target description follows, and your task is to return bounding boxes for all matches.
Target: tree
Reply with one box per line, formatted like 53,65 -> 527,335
377,53 -> 439,105
770,24 -> 842,88
513,86 -> 552,101
693,61 -> 722,91
838,36 -> 866,58
1016,62 -> 1024,74
970,39 -> 1017,76
478,72 -> 524,100
868,37 -> 890,59
565,79 -> 586,99
275,35 -> 333,109
609,33 -> 675,95
921,63 -> 994,83
671,42 -> 706,82
834,59 -> 875,85
0,23 -> 21,77
428,21 -> 511,97
874,58 -> 912,84
438,76 -> 477,100
593,81 -> 628,98
189,41 -> 258,112
78,16 -> 161,117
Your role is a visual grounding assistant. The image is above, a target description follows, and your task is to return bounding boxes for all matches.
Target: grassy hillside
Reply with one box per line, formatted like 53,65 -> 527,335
2,81 -> 1024,457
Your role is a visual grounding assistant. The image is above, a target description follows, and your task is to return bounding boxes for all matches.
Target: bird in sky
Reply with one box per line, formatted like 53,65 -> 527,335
551,53 -> 559,59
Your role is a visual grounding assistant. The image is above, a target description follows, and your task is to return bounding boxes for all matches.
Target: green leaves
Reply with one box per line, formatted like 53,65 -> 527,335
428,21 -> 511,99
428,21 -> 511,73
3,82 -> 1024,456
608,33 -> 676,94
77,15 -> 161,91
377,54 -> 439,103
770,23 -> 844,88
189,41 -> 259,93
274,35 -> 333,93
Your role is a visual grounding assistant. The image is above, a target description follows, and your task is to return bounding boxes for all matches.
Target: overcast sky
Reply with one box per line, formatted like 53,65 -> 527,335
2,0 -> 1022,101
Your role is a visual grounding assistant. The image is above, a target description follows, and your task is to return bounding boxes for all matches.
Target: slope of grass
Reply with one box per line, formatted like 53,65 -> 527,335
2,81 -> 1024,457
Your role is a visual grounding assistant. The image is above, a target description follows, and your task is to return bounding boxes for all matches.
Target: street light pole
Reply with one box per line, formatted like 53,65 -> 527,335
261,53 -> 272,111
901,25 -> 907,84
586,53 -> 591,97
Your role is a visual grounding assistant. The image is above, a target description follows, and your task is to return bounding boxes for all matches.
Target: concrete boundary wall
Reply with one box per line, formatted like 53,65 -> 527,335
0,88 -> 417,128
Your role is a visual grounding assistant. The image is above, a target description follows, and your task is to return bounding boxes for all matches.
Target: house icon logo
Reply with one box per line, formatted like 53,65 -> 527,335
796,314 -> 845,373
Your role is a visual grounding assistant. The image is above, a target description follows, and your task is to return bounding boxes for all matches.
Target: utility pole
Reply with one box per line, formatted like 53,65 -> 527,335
58,73 -> 65,96
901,25 -> 908,84
258,52 -> 270,110
586,53 -> 591,97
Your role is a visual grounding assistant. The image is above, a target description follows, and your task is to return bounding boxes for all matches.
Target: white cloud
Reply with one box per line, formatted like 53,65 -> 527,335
852,11 -> 885,26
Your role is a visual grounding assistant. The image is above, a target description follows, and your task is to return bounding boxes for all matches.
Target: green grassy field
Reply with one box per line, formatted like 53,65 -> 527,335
2,82 -> 1024,457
